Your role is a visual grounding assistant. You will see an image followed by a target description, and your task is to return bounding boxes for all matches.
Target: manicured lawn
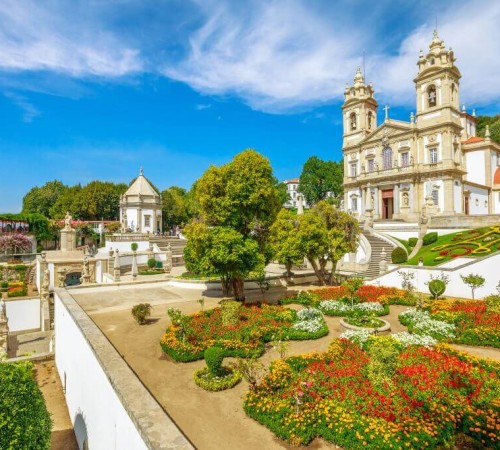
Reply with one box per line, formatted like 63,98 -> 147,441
405,226 -> 500,266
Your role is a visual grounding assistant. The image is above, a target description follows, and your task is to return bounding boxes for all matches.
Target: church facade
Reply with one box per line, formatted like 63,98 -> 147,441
342,31 -> 500,222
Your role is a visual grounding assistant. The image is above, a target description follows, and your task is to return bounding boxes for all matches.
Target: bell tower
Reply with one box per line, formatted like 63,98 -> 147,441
414,30 -> 461,129
342,68 -> 378,148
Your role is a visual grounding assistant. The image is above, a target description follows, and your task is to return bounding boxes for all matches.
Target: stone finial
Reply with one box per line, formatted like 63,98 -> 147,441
113,249 -> 121,282
485,125 -> 491,139
140,166 -> 144,176
410,112 -> 415,124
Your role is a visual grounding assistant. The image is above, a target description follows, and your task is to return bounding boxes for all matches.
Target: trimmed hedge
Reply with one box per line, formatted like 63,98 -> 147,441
193,367 -> 241,391
0,362 -> 52,450
423,232 -> 438,245
391,247 -> 408,264
408,237 -> 418,247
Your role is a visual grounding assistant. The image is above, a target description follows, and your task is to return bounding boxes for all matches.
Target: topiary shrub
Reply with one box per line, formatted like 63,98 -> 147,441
204,347 -> 225,376
391,247 -> 408,264
194,347 -> 242,391
220,300 -> 241,326
131,242 -> 138,252
423,232 -> 438,245
408,237 -> 418,247
0,361 -> 52,450
147,258 -> 156,269
428,279 -> 446,300
131,303 -> 152,324
155,260 -> 163,269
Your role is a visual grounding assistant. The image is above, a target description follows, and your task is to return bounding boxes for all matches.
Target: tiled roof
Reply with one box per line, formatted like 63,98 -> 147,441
285,178 -> 300,184
494,167 -> 500,185
462,136 -> 485,145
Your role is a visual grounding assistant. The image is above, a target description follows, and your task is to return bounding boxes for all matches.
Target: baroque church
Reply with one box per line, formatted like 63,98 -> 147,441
342,31 -> 500,222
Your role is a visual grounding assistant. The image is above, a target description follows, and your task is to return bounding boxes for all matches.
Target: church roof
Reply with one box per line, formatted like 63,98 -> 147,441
125,169 -> 160,198
494,168 -> 500,185
462,136 -> 485,145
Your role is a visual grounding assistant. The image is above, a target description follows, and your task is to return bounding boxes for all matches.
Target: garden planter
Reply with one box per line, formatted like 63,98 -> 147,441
340,317 -> 390,333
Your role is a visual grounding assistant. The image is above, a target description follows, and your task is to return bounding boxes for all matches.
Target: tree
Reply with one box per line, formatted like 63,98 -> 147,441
76,181 -> 127,220
0,233 -> 33,253
293,201 -> 359,285
161,186 -> 192,229
298,156 -> 343,206
184,223 -> 263,299
189,149 -> 286,300
22,180 -> 67,217
49,185 -> 83,219
460,273 -> 485,300
269,209 -> 303,276
477,114 -> 500,144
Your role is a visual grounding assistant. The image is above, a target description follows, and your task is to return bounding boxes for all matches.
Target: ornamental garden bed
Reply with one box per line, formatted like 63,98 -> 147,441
405,226 -> 500,266
399,298 -> 500,348
244,337 -> 500,449
160,303 -> 329,362
340,316 -> 390,332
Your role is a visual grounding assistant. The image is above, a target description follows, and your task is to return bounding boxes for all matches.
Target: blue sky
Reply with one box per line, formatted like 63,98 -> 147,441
1,0 -> 499,212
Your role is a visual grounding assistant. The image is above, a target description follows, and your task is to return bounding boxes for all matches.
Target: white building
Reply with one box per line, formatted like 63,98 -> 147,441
283,178 -> 309,209
119,169 -> 162,233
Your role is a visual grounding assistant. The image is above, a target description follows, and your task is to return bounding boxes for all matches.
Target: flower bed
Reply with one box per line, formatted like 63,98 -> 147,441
318,300 -> 388,317
244,339 -> 500,448
160,304 -> 328,362
430,299 -> 500,348
399,309 -> 456,341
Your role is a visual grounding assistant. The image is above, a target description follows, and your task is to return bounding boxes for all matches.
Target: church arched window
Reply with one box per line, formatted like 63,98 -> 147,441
367,111 -> 373,129
382,146 -> 393,170
350,112 -> 357,131
427,85 -> 437,108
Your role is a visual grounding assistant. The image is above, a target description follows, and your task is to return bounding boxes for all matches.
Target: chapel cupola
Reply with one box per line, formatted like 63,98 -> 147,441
414,30 -> 461,128
342,68 -> 378,148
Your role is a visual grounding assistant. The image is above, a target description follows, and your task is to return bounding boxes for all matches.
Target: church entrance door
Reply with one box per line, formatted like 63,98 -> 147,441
464,196 -> 470,215
382,189 -> 394,219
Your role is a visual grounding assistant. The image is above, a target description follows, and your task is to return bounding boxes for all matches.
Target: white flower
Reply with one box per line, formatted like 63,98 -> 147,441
399,308 -> 455,339
292,318 -> 324,333
318,300 -> 351,314
297,307 -> 323,320
339,329 -> 372,347
353,302 -> 384,314
392,332 -> 437,348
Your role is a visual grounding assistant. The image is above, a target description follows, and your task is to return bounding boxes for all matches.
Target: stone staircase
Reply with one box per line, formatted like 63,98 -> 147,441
360,232 -> 397,280
149,237 -> 187,267
25,262 -> 38,293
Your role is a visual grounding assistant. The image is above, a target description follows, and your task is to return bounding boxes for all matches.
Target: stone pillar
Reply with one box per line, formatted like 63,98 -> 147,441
132,251 -> 138,280
442,178 -> 455,214
108,249 -> 114,274
394,184 -> 400,214
0,300 -> 9,357
113,249 -> 121,282
164,243 -> 172,274
39,251 -> 47,292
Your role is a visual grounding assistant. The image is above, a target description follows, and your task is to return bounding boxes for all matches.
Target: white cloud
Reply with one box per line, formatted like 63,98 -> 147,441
4,92 -> 40,122
196,103 -> 212,110
163,0 -> 364,112
374,2 -> 500,111
163,0 -> 500,113
0,0 -> 143,77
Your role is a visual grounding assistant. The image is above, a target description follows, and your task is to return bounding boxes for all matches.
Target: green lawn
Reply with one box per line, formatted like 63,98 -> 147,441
403,225 -> 500,266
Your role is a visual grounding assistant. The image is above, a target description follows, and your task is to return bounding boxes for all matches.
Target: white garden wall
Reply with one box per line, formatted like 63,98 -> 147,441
54,289 -> 193,450
4,297 -> 40,332
368,253 -> 500,299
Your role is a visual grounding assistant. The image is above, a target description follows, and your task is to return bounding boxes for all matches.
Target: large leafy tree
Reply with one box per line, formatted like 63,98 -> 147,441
184,223 -> 263,297
298,156 -> 343,206
269,209 -> 303,276
476,114 -> 500,143
75,181 -> 127,220
161,186 -> 193,229
292,201 -> 360,285
49,185 -> 83,219
22,180 -> 67,217
187,149 -> 286,300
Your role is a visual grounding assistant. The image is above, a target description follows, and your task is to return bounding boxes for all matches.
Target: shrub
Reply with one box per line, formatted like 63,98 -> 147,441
485,295 -> 500,313
131,303 -> 152,324
0,281 -> 8,289
408,237 -> 418,247
131,242 -> 138,252
0,362 -> 52,450
341,276 -> 364,307
231,357 -> 266,390
366,336 -> 401,388
193,367 -> 241,391
220,300 -> 241,326
423,232 -> 438,245
204,347 -> 225,376
155,260 -> 163,269
147,258 -> 156,269
427,279 -> 445,299
391,247 -> 407,264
